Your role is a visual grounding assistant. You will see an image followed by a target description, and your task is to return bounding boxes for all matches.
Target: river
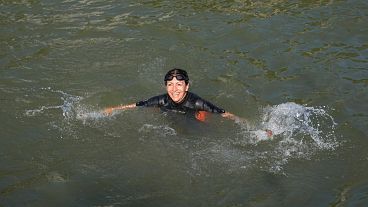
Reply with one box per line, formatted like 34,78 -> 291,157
1,0 -> 367,206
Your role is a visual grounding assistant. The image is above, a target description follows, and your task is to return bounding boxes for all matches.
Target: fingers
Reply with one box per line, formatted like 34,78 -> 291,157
221,112 -> 236,120
103,108 -> 113,116
265,129 -> 273,138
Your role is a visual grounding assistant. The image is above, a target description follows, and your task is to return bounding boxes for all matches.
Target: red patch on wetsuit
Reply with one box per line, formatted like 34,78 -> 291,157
195,111 -> 208,122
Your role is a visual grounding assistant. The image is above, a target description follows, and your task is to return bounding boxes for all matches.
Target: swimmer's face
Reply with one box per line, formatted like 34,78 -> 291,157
166,77 -> 189,103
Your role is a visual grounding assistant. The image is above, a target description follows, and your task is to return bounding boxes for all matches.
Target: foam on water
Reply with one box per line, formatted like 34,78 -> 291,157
259,102 -> 338,148
25,105 -> 63,116
25,87 -> 111,123
187,102 -> 340,175
233,102 -> 340,173
25,90 -> 339,174
24,88 -> 113,139
138,124 -> 177,137
25,87 -> 83,119
75,106 -> 110,124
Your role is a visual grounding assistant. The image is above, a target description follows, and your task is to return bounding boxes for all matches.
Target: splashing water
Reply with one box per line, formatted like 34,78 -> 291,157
25,87 -> 83,119
253,102 -> 339,173
221,102 -> 340,174
25,87 -> 110,123
139,124 -> 177,137
25,91 -> 339,174
75,106 -> 108,124
25,105 -> 63,116
259,102 -> 338,149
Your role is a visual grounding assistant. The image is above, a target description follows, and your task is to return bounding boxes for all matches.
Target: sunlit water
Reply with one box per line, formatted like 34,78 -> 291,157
1,0 -> 368,206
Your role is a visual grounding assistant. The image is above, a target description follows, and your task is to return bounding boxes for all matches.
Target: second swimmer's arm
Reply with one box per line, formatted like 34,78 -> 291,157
103,103 -> 136,115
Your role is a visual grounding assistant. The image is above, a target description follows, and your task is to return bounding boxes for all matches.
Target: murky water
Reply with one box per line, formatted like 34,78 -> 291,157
1,0 -> 368,206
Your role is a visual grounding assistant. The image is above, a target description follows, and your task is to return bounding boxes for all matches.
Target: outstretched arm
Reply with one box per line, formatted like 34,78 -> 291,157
221,112 -> 273,138
221,112 -> 247,123
103,103 -> 136,115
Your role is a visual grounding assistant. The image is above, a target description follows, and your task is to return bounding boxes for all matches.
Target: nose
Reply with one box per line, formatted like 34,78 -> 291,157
172,84 -> 180,91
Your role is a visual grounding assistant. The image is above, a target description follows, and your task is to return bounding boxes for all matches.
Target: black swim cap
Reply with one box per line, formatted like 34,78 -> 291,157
164,68 -> 189,85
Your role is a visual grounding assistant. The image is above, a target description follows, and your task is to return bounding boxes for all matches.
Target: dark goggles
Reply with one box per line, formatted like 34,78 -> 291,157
164,74 -> 189,81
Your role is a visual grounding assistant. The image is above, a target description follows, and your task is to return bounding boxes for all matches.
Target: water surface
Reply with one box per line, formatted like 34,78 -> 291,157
1,0 -> 368,206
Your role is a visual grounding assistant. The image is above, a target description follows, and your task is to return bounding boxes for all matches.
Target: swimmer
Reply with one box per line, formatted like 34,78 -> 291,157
104,68 -> 273,137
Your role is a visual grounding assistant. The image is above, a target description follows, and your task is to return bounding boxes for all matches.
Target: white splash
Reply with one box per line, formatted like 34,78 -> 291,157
213,102 -> 341,174
74,106 -> 109,125
25,87 -> 82,119
259,102 -> 338,149
25,105 -> 63,116
139,124 -> 177,137
24,87 -> 112,124
249,102 -> 339,173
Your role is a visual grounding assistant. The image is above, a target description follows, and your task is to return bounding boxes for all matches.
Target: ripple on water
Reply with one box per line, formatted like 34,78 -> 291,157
24,88 -> 340,175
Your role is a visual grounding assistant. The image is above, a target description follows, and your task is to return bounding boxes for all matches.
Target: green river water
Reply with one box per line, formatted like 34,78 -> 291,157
1,0 -> 368,206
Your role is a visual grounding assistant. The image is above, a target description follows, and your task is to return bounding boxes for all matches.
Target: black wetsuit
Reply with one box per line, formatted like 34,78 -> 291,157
135,92 -> 225,114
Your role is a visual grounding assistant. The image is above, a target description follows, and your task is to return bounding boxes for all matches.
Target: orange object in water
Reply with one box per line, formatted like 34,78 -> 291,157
195,111 -> 208,122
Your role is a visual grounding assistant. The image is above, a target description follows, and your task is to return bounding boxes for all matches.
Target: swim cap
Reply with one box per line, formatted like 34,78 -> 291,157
164,68 -> 189,85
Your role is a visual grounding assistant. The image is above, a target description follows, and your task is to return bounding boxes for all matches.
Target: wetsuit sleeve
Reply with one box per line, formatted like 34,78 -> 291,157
194,98 -> 225,114
136,94 -> 167,107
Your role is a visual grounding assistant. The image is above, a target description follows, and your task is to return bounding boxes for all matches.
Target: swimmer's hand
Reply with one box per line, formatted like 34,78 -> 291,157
103,104 -> 136,116
221,112 -> 235,120
222,112 -> 273,138
221,112 -> 247,123
103,107 -> 114,116
265,129 -> 273,138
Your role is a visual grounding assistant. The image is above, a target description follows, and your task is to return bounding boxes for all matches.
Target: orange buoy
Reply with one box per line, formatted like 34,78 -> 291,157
195,111 -> 208,122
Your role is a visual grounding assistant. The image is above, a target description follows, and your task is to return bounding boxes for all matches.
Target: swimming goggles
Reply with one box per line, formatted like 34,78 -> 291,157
164,73 -> 189,81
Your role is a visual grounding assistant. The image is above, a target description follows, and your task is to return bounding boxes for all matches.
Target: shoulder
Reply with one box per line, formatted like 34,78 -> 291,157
186,92 -> 201,101
145,94 -> 168,106
186,92 -> 206,103
189,92 -> 225,113
185,92 -> 207,108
